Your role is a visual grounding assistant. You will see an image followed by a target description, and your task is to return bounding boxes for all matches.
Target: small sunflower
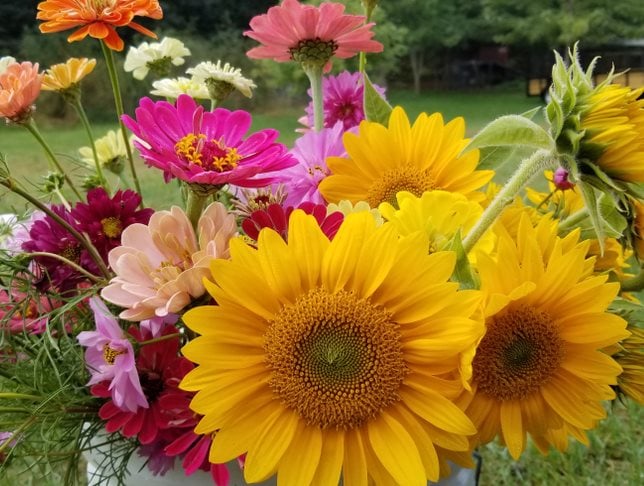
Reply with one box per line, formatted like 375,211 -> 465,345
613,326 -> 644,404
318,107 -> 493,208
464,214 -> 629,459
181,211 -> 484,485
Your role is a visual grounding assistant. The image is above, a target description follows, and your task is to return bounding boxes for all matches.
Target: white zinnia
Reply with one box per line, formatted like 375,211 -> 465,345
0,56 -> 17,75
124,37 -> 191,80
150,77 -> 210,100
187,60 -> 257,98
78,129 -> 131,173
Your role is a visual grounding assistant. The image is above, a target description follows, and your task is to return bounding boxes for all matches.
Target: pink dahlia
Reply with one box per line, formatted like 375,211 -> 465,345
300,71 -> 386,130
241,202 -> 344,242
283,122 -> 349,206
101,203 -> 236,321
91,325 -> 193,445
245,0 -> 383,68
71,188 -> 153,262
123,94 -> 296,187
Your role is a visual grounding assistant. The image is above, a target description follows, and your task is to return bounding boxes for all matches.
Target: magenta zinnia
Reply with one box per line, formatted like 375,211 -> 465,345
244,0 -> 383,68
123,94 -> 296,187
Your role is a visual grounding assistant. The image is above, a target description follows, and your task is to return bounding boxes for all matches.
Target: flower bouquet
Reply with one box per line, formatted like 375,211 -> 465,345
0,1 -> 642,485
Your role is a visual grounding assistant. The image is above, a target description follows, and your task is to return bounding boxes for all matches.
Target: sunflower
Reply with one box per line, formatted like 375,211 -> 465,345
463,213 -> 629,459
318,107 -> 493,208
613,326 -> 644,404
180,211 -> 485,485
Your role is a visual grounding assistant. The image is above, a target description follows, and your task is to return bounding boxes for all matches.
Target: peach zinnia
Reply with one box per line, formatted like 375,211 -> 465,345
37,0 -> 163,52
0,62 -> 43,123
244,0 -> 382,68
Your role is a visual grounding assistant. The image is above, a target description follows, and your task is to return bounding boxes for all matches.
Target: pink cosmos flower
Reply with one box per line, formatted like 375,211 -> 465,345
77,297 -> 147,412
101,203 -> 236,321
283,122 -> 350,206
300,71 -> 386,130
123,95 -> 296,187
244,0 -> 383,68
0,61 -> 42,122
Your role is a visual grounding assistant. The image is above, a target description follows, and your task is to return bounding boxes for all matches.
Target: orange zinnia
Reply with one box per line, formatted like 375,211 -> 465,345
36,0 -> 163,52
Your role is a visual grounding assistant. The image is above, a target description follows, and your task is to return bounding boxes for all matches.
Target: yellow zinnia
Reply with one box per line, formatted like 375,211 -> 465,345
463,213 -> 629,459
181,211 -> 485,485
318,107 -> 493,208
41,57 -> 96,92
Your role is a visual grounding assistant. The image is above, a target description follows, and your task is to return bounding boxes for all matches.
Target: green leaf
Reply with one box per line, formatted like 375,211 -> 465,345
578,181 -> 605,250
363,73 -> 392,125
598,192 -> 627,237
449,231 -> 478,290
464,115 -> 554,153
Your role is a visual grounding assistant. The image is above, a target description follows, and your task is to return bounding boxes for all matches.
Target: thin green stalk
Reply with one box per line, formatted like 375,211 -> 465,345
186,189 -> 208,231
101,41 -> 142,200
303,64 -> 324,132
210,98 -> 218,111
27,252 -> 102,283
0,178 -> 111,279
138,332 -> 182,347
462,149 -> 556,254
558,207 -> 589,232
23,119 -> 82,200
620,268 -> 644,292
71,97 -> 108,189
359,1 -> 376,72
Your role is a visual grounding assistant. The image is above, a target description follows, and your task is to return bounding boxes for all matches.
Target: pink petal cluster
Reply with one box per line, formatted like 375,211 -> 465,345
77,297 -> 147,412
123,95 -> 296,187
101,203 -> 237,321
0,62 -> 42,121
0,289 -> 53,335
244,0 -> 383,63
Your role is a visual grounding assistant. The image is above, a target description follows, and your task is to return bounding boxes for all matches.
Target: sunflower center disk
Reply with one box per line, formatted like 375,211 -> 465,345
473,306 -> 565,401
175,133 -> 241,172
265,288 -> 407,429
366,165 -> 436,207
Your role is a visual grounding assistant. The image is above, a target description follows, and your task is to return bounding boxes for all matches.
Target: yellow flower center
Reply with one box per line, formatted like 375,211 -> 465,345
473,306 -> 565,400
174,134 -> 242,172
60,244 -> 81,263
366,165 -> 436,207
103,344 -> 125,365
101,216 -> 123,239
264,288 -> 407,430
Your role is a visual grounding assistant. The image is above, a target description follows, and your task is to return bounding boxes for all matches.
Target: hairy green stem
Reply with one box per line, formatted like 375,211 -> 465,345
558,207 -> 589,232
186,189 -> 208,231
620,268 -> 644,292
71,97 -> 108,189
303,63 -> 324,131
101,41 -> 142,200
23,119 -> 82,200
462,149 -> 556,253
0,178 -> 111,279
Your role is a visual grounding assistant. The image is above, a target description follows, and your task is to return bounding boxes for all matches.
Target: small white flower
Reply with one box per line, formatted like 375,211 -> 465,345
79,129 -> 131,174
0,56 -> 17,75
187,60 -> 257,98
124,37 -> 191,80
150,77 -> 210,100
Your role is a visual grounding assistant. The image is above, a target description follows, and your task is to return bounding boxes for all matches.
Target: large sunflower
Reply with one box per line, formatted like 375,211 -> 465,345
463,213 -> 629,459
318,107 -> 493,208
180,211 -> 484,485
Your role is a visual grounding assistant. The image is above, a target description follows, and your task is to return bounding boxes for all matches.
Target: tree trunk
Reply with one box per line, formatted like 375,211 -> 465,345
409,49 -> 424,94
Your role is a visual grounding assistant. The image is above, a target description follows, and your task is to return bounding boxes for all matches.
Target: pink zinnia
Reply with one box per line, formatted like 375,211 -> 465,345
123,94 -> 296,187
101,203 -> 236,321
0,61 -> 42,122
300,71 -> 386,130
283,122 -> 349,206
244,0 -> 383,68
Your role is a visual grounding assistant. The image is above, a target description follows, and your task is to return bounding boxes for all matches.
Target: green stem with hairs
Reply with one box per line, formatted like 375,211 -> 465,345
100,40 -> 142,200
303,63 -> 324,132
186,189 -> 209,231
558,207 -> 589,232
359,2 -> 376,73
71,97 -> 108,189
462,149 -> 556,254
0,178 -> 111,279
620,268 -> 644,292
23,119 -> 82,200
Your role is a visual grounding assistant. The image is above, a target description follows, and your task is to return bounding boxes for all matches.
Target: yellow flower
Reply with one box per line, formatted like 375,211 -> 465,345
181,211 -> 484,485
318,107 -> 493,208
613,326 -> 644,405
326,199 -> 383,225
580,84 -> 644,183
379,190 -> 494,259
78,129 -> 130,174
464,214 -> 629,459
41,57 -> 96,92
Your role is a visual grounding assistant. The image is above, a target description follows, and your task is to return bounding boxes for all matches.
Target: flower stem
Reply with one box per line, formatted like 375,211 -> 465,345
27,252 -> 102,283
100,41 -> 142,201
462,149 -> 556,254
186,189 -> 208,231
359,2 -> 376,73
558,207 -> 589,232
303,63 -> 324,131
23,119 -> 82,200
620,268 -> 644,292
71,97 -> 108,190
210,98 -> 218,111
137,332 -> 182,347
0,178 -> 111,279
